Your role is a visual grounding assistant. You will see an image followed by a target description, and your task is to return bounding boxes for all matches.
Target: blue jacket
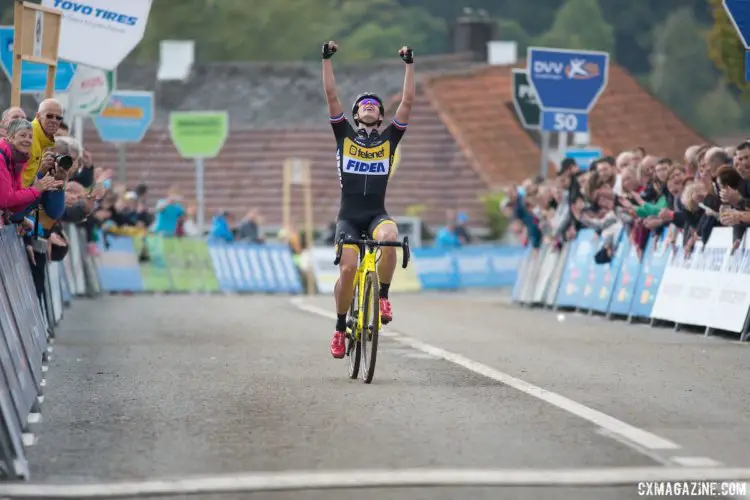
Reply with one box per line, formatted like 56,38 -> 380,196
9,189 -> 65,223
209,215 -> 234,242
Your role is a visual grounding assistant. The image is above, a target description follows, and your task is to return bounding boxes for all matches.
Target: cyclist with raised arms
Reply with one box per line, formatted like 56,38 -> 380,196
322,40 -> 415,359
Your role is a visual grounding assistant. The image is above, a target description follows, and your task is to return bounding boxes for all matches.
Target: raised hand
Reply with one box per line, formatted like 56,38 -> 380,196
322,41 -> 338,59
399,45 -> 414,64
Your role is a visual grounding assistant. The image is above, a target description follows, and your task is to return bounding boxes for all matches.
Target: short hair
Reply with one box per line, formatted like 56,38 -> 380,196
53,135 -> 82,157
7,118 -> 32,137
58,121 -> 69,131
717,165 -> 742,189
667,165 -> 686,180
656,157 -> 673,166
736,141 -> 750,152
706,147 -> 731,167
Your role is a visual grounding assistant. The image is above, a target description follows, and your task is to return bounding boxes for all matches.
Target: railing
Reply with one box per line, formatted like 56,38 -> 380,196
0,222 -> 98,480
511,226 -> 750,342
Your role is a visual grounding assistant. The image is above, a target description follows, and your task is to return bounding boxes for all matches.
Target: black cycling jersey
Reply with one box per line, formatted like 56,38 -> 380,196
330,112 -> 406,221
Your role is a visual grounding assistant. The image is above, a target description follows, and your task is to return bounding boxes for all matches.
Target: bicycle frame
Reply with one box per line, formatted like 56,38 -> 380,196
352,247 -> 379,339
333,235 -> 411,340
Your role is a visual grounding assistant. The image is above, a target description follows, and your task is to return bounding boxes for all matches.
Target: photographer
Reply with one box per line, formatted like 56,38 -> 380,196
31,136 -> 82,235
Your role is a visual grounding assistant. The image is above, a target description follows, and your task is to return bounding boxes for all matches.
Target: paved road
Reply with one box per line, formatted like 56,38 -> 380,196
18,292 -> 750,499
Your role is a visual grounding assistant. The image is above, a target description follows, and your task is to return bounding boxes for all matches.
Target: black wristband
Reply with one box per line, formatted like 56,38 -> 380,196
322,43 -> 336,60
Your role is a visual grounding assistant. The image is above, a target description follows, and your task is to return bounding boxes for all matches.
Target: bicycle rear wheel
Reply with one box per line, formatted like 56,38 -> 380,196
346,280 -> 361,379
360,271 -> 380,384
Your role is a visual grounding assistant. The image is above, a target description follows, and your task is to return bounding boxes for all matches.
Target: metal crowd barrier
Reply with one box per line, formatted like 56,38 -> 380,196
94,234 -> 303,294
0,222 -> 99,481
512,226 -> 750,342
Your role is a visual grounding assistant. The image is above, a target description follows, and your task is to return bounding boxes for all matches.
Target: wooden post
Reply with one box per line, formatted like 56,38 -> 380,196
10,1 -> 63,107
302,162 -> 315,296
283,158 -> 315,296
282,160 -> 291,233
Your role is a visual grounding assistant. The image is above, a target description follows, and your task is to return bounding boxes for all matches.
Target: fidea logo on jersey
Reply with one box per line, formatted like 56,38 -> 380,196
343,139 -> 390,175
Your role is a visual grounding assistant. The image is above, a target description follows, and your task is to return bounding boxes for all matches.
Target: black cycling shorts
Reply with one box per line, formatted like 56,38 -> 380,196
335,213 -> 395,250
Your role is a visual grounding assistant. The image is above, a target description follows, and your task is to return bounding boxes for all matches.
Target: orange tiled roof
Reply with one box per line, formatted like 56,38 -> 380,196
425,65 -> 543,187
589,64 -> 707,160
425,63 -> 709,184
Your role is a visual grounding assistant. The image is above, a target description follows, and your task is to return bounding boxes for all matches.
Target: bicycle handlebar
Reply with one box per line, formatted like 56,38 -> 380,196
333,235 -> 411,269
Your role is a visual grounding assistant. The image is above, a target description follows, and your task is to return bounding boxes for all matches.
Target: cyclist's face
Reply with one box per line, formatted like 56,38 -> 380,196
357,98 -> 380,124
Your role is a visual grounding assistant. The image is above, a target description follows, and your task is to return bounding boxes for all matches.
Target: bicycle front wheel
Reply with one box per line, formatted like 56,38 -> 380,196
347,280 -> 361,379
360,271 -> 380,384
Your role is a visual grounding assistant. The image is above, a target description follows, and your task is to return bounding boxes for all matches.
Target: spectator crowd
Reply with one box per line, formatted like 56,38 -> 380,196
502,143 -> 750,263
0,99 -> 114,301
0,96 -> 301,293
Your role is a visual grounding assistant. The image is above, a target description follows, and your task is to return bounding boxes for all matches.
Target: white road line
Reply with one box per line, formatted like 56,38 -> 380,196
292,300 -> 680,451
0,468 -> 749,498
672,457 -> 724,467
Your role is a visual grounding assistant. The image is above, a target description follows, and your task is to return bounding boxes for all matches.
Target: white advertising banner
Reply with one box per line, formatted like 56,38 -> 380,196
308,247 -> 338,294
705,231 -> 750,332
67,65 -> 116,115
652,228 -> 739,329
42,0 -> 153,70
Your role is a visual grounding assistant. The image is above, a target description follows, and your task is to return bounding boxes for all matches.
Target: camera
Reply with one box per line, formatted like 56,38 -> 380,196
54,153 -> 74,170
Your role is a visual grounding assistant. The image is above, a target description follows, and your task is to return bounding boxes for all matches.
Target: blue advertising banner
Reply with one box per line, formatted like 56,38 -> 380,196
93,90 -> 154,143
608,238 -> 641,316
565,148 -> 603,171
454,245 -> 526,288
208,243 -> 302,294
412,248 -> 460,290
554,230 -> 596,308
97,236 -> 144,292
630,233 -> 671,318
0,27 -> 77,93
586,230 -> 628,313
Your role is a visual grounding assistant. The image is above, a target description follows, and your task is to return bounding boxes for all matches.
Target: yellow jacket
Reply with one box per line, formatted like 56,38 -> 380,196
22,118 -> 55,188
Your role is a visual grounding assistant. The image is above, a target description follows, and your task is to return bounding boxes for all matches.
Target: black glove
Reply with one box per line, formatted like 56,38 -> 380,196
322,42 -> 337,60
400,46 -> 414,64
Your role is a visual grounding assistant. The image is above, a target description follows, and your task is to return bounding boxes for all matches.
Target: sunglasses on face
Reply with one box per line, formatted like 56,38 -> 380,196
45,113 -> 63,121
358,98 -> 380,108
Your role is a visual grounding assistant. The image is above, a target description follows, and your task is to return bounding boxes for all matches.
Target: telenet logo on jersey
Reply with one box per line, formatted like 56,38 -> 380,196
343,138 -> 391,176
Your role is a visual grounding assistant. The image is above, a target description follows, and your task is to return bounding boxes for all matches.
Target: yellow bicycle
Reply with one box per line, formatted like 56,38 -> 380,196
333,233 -> 411,383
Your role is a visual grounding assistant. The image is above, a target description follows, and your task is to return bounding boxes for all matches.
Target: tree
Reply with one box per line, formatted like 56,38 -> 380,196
695,82 -> 743,136
535,0 -> 615,55
649,8 -> 717,125
333,1 -> 447,61
496,18 -> 531,56
707,0 -> 750,95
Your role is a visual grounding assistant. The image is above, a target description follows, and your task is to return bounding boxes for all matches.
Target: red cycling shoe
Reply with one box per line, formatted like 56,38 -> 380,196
330,331 -> 346,359
379,298 -> 393,324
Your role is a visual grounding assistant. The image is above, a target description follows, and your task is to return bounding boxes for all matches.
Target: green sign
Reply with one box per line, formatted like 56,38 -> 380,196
169,111 -> 229,159
511,68 -> 540,130
134,236 -> 219,293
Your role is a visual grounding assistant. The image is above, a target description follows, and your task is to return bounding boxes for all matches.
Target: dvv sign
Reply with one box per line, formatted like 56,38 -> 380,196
722,0 -> 750,81
527,47 -> 609,133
